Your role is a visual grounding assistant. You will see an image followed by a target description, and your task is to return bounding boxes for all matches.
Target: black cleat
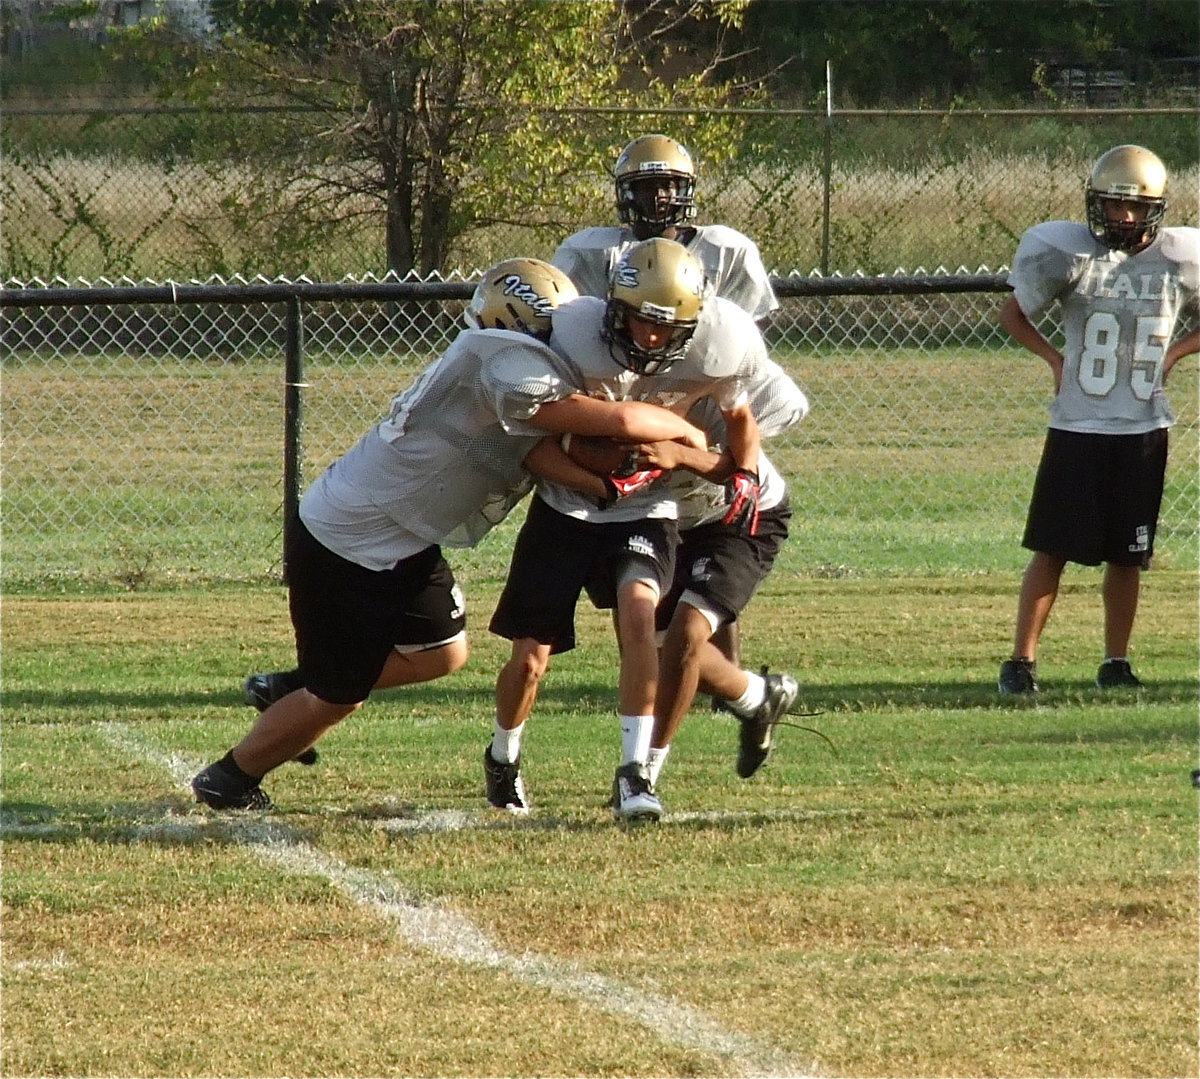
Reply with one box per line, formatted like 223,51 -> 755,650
243,670 -> 302,711
611,761 -> 662,821
483,748 -> 529,815
1096,659 -> 1143,689
736,668 -> 799,779
998,657 -> 1038,695
191,760 -> 273,811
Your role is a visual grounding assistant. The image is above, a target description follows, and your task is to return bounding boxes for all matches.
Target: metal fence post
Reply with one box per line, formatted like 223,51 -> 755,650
821,60 -> 833,276
282,296 -> 306,584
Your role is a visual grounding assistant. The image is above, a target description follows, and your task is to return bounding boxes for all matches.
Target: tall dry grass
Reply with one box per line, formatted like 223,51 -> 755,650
6,147 -> 1197,281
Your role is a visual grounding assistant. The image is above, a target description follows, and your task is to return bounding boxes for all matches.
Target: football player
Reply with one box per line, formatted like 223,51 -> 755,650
552,133 -> 779,323
997,144 -> 1198,694
551,133 -> 805,774
487,238 -> 768,821
638,360 -> 809,791
191,258 -> 707,811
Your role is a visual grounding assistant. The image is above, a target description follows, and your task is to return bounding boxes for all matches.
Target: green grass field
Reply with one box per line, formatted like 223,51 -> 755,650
4,342 -> 1198,590
4,316 -> 1199,1075
3,566 -> 1196,1077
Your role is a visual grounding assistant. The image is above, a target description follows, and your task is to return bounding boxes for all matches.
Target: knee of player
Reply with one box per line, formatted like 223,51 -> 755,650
441,636 -> 470,675
511,639 -> 552,684
305,691 -> 365,724
617,594 -> 661,643
662,618 -> 710,666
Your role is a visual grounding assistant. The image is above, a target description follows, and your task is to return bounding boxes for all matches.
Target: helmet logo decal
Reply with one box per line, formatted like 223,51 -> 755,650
613,262 -> 640,289
638,301 -> 676,319
499,273 -> 554,318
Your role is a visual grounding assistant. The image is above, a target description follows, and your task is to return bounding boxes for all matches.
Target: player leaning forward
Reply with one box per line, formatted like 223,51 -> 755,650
551,132 -> 802,778
191,259 -> 708,811
487,237 -> 769,822
997,144 -> 1199,695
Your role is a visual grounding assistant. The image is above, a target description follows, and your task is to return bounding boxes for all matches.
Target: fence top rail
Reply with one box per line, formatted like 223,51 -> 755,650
3,104 -> 1197,118
0,274 -> 1010,309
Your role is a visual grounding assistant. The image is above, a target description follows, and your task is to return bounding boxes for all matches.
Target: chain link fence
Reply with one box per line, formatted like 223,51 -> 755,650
4,106 -> 1198,280
3,274 -> 1196,592
3,104 -> 1196,590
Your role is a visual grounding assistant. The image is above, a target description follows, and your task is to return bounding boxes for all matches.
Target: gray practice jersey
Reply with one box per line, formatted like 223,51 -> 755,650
552,224 -> 779,322
300,328 -> 578,570
540,294 -> 767,523
667,359 -> 810,529
1008,222 -> 1199,435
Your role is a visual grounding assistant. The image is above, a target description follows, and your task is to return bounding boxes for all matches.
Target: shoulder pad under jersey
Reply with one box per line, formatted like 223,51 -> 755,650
1017,220 -> 1099,259
692,223 -> 757,249
691,297 -> 766,379
1159,226 -> 1200,268
554,226 -> 626,255
547,295 -> 607,373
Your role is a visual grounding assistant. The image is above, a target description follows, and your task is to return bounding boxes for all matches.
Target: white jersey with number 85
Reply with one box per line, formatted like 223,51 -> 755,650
1007,221 -> 1198,434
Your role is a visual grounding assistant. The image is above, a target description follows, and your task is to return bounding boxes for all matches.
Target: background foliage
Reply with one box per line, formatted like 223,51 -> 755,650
3,0 -> 1197,279
3,107 -> 1198,280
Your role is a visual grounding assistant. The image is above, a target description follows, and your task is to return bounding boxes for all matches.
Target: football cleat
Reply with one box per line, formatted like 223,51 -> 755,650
737,668 -> 798,779
998,657 -> 1038,695
243,670 -> 302,710
1096,659 -> 1143,689
243,672 -> 318,765
191,760 -> 273,811
483,748 -> 529,815
611,761 -> 662,822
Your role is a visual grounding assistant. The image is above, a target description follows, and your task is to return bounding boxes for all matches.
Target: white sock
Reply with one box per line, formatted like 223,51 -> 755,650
647,745 -> 670,785
727,671 -> 766,718
490,720 -> 524,765
619,714 -> 654,765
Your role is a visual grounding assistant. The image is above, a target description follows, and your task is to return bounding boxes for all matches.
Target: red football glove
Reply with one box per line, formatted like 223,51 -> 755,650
722,468 -> 761,535
598,467 -> 664,508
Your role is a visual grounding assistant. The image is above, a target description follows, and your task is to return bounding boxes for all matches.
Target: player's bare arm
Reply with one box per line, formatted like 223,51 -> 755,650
1163,330 -> 1200,380
632,438 -> 735,482
529,393 -> 707,449
719,401 -> 761,474
998,293 -> 1065,391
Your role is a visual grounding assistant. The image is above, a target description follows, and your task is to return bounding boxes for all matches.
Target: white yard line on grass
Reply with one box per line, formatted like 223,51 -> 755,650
98,724 -> 817,1079
376,806 -> 856,834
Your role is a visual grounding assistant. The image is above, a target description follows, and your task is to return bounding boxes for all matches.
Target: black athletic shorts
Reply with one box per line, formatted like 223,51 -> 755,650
655,498 -> 792,631
1022,427 -> 1168,568
489,496 -> 677,654
286,519 -> 466,704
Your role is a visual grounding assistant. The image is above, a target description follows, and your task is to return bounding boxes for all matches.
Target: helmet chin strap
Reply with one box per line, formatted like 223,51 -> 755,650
630,221 -> 678,241
1105,223 -> 1151,253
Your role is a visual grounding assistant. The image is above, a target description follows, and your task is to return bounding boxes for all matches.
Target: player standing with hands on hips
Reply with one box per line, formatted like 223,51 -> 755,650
997,144 -> 1198,695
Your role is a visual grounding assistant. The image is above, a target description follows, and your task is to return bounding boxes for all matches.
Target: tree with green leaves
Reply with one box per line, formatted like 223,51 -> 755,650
739,0 -> 1200,105
134,0 -> 756,276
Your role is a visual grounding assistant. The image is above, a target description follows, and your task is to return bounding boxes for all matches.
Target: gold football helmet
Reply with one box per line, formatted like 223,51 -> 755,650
1085,144 -> 1168,252
613,133 -> 697,234
464,258 -> 579,340
603,238 -> 707,374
